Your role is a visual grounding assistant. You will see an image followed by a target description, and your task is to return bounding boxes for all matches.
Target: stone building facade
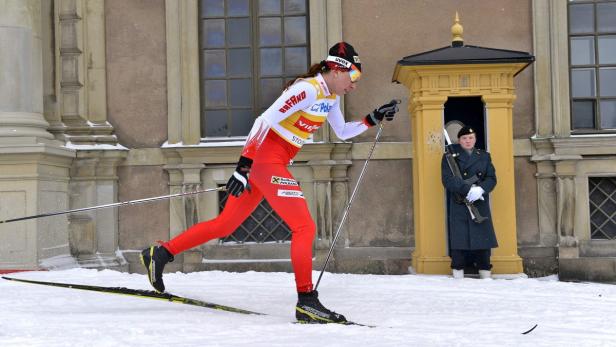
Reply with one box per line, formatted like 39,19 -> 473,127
1,0 -> 615,282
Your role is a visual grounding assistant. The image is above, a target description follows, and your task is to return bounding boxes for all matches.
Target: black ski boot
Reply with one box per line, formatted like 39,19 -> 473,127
295,290 -> 347,324
140,245 -> 174,293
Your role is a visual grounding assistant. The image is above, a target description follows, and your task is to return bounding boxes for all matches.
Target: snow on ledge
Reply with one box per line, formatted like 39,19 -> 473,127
64,141 -> 128,150
161,139 -> 327,148
39,254 -> 80,270
162,140 -> 246,148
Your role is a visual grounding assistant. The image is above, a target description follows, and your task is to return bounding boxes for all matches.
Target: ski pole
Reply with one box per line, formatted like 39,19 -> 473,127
0,186 -> 226,224
314,110 -> 392,290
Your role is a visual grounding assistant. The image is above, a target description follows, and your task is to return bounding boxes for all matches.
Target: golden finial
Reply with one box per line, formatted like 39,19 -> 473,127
451,11 -> 464,47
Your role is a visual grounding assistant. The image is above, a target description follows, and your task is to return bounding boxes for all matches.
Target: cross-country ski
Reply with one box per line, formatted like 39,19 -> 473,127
2,275 -> 375,327
1,276 -> 265,316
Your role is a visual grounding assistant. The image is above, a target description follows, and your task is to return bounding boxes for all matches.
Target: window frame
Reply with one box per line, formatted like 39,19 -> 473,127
199,0 -> 311,139
588,176 -> 616,240
165,0 -> 342,146
568,0 -> 616,134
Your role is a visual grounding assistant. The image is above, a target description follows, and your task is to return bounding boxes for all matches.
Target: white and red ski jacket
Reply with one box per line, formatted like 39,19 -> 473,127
241,73 -> 370,160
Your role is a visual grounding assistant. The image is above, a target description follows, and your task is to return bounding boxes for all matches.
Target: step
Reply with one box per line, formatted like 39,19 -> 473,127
559,257 -> 616,283
579,240 -> 616,257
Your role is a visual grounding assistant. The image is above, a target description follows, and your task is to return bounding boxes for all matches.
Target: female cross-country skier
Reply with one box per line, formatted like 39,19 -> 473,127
141,41 -> 399,324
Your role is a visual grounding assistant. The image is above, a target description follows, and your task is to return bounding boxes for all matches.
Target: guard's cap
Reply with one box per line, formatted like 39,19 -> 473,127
457,126 -> 476,138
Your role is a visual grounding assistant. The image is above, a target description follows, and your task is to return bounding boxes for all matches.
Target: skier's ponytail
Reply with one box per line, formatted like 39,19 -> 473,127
284,61 -> 331,89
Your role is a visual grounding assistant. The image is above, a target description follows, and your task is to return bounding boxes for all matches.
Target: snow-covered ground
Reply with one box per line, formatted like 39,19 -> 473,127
1,269 -> 615,347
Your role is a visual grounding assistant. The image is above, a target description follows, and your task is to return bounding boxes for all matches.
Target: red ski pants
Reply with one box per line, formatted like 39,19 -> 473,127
164,154 -> 315,293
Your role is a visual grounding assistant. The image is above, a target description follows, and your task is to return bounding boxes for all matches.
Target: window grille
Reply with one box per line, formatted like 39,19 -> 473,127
589,176 -> 616,239
218,188 -> 292,243
568,0 -> 616,133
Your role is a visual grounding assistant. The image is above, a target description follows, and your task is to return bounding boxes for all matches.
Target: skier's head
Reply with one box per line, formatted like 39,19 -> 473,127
285,42 -> 361,95
321,42 -> 361,95
325,42 -> 362,74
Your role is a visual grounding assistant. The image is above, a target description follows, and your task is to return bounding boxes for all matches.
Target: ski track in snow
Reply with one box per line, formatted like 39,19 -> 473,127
1,268 -> 616,347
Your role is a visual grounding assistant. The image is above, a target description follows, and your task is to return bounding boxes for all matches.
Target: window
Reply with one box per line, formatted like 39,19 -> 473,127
199,0 -> 309,138
589,177 -> 616,239
569,0 -> 616,132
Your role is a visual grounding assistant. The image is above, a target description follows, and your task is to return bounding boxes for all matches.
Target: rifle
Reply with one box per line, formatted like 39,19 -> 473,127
442,129 -> 488,224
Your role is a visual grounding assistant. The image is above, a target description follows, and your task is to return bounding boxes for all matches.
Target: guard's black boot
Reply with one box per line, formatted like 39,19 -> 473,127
295,290 -> 347,324
140,245 -> 174,293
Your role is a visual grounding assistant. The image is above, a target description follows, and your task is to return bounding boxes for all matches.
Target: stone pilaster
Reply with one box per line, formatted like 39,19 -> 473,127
554,159 -> 580,259
68,151 -> 127,270
0,0 -> 55,142
0,0 -> 76,270
54,0 -> 116,145
163,162 -> 207,273
163,163 -> 206,239
308,159 -> 336,248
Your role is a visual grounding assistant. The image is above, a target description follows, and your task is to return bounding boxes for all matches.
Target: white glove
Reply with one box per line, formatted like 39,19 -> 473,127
466,185 -> 485,203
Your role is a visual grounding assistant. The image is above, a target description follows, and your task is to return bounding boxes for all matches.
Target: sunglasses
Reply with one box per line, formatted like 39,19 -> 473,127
348,64 -> 362,82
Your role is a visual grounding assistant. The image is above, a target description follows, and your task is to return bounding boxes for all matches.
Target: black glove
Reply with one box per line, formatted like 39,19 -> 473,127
226,156 -> 253,197
364,100 -> 400,126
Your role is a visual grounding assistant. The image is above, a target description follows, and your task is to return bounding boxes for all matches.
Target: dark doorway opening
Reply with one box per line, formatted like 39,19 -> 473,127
444,97 -> 486,150
443,96 -> 486,276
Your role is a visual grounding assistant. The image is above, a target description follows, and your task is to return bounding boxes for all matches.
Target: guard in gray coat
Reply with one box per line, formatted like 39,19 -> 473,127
441,126 -> 498,279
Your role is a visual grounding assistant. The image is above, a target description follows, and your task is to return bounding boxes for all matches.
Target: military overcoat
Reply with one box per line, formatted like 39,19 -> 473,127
441,144 -> 498,250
